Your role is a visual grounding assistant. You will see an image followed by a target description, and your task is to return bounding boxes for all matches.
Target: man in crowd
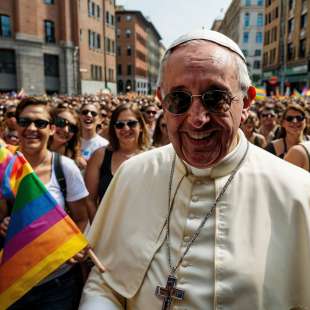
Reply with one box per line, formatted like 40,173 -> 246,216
258,105 -> 280,143
79,30 -> 310,309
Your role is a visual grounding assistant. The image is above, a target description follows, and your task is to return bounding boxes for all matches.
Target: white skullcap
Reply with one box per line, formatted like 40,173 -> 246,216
165,29 -> 246,62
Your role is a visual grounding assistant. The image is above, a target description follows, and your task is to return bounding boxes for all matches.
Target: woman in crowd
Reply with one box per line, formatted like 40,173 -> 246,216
84,103 -> 150,220
240,111 -> 267,148
265,104 -> 309,158
140,102 -> 158,140
152,111 -> 170,147
49,107 -> 81,161
79,102 -> 109,166
0,97 -> 89,310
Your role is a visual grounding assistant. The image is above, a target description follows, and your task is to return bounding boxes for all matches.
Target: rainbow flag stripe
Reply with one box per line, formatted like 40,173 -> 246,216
0,151 -> 88,309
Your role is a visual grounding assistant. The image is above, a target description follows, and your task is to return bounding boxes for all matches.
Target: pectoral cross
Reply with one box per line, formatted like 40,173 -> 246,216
155,275 -> 185,310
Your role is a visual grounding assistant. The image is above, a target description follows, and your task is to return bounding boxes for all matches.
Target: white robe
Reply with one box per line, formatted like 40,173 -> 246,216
80,130 -> 310,310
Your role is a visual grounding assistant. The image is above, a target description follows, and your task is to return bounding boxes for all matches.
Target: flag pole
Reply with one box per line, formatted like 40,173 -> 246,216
88,249 -> 106,273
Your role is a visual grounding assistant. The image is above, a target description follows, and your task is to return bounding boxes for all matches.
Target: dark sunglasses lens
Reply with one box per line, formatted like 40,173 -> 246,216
54,117 -> 66,128
127,120 -> 138,128
203,91 -> 230,113
69,124 -> 78,133
82,110 -> 97,117
34,119 -> 50,129
115,121 -> 125,129
286,115 -> 305,122
165,92 -> 191,114
6,112 -> 16,118
17,117 -> 31,127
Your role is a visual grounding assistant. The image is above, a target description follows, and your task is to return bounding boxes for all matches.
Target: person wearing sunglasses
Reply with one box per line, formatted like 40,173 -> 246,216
265,104 -> 309,158
0,97 -> 89,310
48,107 -> 84,166
80,30 -> 310,310
257,106 -> 280,143
79,103 -> 109,165
84,103 -> 150,220
4,103 -> 17,132
141,103 -> 158,140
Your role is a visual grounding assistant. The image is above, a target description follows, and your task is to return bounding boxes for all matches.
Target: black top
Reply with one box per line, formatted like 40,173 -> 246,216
98,149 -> 113,202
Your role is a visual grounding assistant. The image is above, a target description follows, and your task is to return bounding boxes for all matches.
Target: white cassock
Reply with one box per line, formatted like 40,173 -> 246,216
79,130 -> 310,310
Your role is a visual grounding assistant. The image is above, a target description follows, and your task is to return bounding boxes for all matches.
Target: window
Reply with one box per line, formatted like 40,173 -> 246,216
275,7 -> 279,18
126,15 -> 132,21
256,31 -> 263,43
106,11 -> 110,24
44,20 -> 55,43
44,54 -> 59,77
0,15 -> 11,38
288,18 -> 294,33
288,0 -> 294,11
242,49 -> 248,56
244,13 -> 250,27
243,32 -> 249,43
302,0 -> 307,11
253,60 -> 261,69
44,0 -> 54,4
96,34 -> 101,49
91,65 -> 102,80
0,49 -> 16,73
257,0 -> 263,5
91,2 -> 95,16
117,64 -> 122,75
254,49 -> 261,56
127,64 -> 132,75
117,45 -> 121,56
112,40 -> 115,54
125,29 -> 131,38
116,28 -> 121,38
117,15 -> 121,23
299,39 -> 306,58
287,43 -> 294,60
245,0 -> 251,6
111,15 -> 114,26
127,45 -> 132,56
300,14 -> 307,29
88,0 -> 92,16
257,13 -> 263,26
108,68 -> 114,81
106,38 -> 111,52
96,5 -> 100,18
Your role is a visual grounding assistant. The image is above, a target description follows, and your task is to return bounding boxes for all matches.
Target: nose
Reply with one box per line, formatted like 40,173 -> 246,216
187,96 -> 211,128
63,125 -> 70,133
27,121 -> 37,130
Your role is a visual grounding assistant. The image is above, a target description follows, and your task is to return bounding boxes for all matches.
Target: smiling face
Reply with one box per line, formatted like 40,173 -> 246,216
114,109 -> 141,148
17,105 -> 55,155
282,108 -> 306,137
53,110 -> 78,145
158,41 -> 253,168
80,104 -> 99,132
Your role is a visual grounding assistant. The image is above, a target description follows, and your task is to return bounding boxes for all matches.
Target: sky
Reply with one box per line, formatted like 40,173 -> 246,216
116,0 -> 232,47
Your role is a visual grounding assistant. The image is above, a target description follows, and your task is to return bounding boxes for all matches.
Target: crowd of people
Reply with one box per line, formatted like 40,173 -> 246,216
0,28 -> 310,309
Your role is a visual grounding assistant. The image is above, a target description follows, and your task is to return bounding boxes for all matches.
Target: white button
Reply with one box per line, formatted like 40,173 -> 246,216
191,196 -> 199,202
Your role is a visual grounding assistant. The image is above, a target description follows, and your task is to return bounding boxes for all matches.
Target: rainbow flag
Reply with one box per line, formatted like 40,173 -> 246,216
0,150 -> 88,309
255,87 -> 266,100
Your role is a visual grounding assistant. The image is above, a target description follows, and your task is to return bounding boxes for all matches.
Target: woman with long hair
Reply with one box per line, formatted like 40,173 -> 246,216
265,104 -> 309,158
84,103 -> 150,220
152,110 -> 170,147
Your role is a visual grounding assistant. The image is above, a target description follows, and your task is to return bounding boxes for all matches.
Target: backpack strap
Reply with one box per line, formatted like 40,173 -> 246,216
300,144 -> 310,172
53,152 -> 70,213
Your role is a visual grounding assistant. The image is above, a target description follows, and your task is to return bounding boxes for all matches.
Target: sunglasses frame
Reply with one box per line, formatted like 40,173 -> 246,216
81,109 -> 98,117
17,117 -> 51,129
54,117 -> 79,134
285,115 -> 305,122
6,111 -> 16,118
163,89 -> 235,115
114,119 -> 139,129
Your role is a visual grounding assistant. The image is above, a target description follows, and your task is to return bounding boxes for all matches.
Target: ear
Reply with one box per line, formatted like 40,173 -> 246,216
156,87 -> 166,111
49,124 -> 56,136
241,86 -> 256,123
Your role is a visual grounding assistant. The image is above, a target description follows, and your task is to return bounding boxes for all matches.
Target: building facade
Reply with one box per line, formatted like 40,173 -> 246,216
263,0 -> 310,94
0,0 -> 117,95
116,8 -> 162,95
0,0 -> 77,95
218,0 -> 265,85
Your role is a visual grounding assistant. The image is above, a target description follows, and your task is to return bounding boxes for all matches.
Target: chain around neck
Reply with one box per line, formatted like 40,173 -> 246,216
166,141 -> 250,275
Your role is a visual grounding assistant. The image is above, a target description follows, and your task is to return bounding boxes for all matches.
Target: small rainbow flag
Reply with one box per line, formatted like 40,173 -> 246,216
255,87 -> 266,100
0,150 -> 88,309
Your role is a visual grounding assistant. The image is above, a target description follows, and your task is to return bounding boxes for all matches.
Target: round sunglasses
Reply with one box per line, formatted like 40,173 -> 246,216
17,117 -> 51,129
81,109 -> 98,117
285,115 -> 305,122
163,89 -> 236,115
54,117 -> 79,134
114,120 -> 139,129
